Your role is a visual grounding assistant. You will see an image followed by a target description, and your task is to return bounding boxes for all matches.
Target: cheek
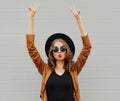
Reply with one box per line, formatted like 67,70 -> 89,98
53,53 -> 58,58
60,52 -> 66,59
62,52 -> 66,57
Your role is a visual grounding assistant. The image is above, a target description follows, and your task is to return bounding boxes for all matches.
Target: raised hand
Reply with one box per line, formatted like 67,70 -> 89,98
27,3 -> 39,34
28,3 -> 39,18
71,5 -> 87,36
71,5 -> 81,20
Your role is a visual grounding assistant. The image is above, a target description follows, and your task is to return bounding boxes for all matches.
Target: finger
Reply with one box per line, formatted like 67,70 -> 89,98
33,3 -> 39,12
70,6 -> 75,14
72,4 -> 76,12
72,4 -> 75,10
72,4 -> 77,14
77,10 -> 80,14
33,3 -> 37,11
28,7 -> 34,11
33,3 -> 37,8
28,8 -> 31,11
73,4 -> 78,14
35,4 -> 40,11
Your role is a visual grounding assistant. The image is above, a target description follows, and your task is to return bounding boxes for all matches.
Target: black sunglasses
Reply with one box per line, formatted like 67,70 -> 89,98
52,46 -> 67,53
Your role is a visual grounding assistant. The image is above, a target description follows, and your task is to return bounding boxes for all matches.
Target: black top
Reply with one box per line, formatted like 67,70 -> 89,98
46,70 -> 74,101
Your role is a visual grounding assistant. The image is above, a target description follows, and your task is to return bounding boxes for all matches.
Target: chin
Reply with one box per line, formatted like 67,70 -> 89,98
56,59 -> 64,61
56,58 -> 65,61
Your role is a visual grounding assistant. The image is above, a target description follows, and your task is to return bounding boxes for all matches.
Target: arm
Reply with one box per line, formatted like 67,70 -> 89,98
26,4 -> 46,75
28,3 -> 39,34
71,5 -> 87,36
74,35 -> 92,75
71,5 -> 92,75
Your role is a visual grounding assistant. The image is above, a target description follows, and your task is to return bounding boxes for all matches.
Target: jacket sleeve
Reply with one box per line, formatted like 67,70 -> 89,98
74,35 -> 92,75
26,34 -> 47,75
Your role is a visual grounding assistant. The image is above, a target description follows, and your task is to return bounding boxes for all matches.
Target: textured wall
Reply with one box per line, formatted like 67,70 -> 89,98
0,0 -> 120,101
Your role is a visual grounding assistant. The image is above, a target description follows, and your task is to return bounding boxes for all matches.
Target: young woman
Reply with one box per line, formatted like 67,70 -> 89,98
26,4 -> 92,101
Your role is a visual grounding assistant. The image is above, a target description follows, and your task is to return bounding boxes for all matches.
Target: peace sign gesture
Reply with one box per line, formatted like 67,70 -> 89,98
28,3 -> 39,18
71,5 -> 81,20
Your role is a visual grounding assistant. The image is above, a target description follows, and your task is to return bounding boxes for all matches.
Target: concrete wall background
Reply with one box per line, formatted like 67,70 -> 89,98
0,0 -> 120,101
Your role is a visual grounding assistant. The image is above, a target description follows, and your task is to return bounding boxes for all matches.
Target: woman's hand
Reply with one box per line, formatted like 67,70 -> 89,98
28,3 -> 39,18
71,5 -> 87,36
27,3 -> 39,34
71,5 -> 81,20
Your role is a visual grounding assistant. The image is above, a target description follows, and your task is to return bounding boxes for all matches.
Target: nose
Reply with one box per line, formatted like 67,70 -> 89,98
58,49 -> 61,52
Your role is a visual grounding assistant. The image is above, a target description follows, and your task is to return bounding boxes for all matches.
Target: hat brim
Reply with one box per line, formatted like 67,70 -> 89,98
45,33 -> 75,57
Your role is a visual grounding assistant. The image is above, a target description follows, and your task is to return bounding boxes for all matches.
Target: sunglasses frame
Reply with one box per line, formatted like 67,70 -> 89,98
52,46 -> 67,53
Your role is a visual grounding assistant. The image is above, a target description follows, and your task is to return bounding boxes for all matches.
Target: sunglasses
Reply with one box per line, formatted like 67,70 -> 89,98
52,46 -> 67,53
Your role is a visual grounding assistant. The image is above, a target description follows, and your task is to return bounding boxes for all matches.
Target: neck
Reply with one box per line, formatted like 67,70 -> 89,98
55,60 -> 64,69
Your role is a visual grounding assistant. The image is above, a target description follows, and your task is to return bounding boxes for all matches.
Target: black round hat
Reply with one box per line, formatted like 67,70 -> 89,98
45,33 -> 75,57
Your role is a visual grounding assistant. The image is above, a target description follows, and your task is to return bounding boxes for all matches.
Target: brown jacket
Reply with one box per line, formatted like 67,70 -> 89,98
26,34 -> 92,101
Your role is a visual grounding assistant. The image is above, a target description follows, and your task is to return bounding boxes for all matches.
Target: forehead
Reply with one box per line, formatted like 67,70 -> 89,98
54,41 -> 64,47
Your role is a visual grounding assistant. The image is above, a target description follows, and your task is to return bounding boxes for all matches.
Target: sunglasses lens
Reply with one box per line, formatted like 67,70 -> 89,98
60,46 -> 67,52
52,46 -> 66,53
52,46 -> 58,52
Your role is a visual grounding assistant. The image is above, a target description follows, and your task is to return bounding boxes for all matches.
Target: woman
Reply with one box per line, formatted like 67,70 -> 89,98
26,4 -> 92,101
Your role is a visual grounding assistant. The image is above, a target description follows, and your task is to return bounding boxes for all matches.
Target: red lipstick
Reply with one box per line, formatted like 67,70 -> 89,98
58,54 -> 62,58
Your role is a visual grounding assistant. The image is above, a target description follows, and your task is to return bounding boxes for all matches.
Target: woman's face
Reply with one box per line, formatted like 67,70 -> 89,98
52,41 -> 66,61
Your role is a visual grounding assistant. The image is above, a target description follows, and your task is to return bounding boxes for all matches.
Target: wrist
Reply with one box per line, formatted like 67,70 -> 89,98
28,15 -> 34,19
76,15 -> 81,21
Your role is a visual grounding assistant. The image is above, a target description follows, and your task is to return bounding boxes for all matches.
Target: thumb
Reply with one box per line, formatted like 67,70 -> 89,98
28,8 -> 31,11
77,10 -> 80,14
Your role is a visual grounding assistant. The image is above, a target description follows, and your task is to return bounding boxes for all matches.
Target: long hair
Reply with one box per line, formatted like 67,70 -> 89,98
47,38 -> 75,71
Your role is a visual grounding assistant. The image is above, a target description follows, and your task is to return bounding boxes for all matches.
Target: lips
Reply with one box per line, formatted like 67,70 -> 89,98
58,54 -> 62,58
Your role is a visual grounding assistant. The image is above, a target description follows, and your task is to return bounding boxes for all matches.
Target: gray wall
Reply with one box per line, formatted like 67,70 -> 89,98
0,0 -> 120,101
